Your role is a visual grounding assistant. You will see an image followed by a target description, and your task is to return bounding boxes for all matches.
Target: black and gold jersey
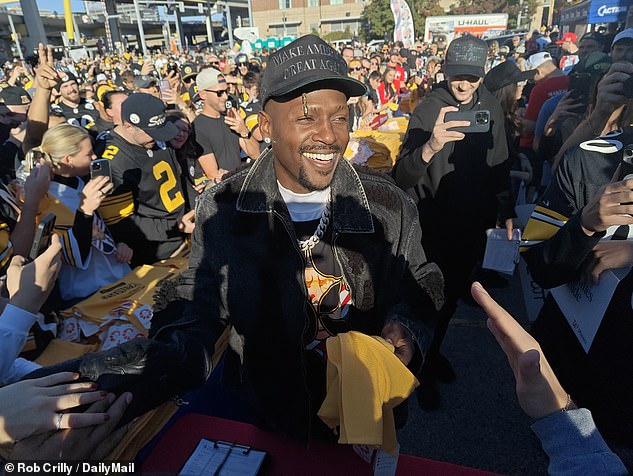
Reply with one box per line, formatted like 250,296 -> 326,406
95,130 -> 186,257
51,99 -> 98,129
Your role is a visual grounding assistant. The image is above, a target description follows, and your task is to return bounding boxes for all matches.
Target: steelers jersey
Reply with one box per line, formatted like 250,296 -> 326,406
95,130 -> 186,245
240,98 -> 262,134
51,99 -> 98,129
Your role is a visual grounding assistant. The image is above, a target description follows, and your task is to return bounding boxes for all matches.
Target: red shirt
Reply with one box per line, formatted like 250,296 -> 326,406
388,63 -> 406,92
377,81 -> 398,105
520,74 -> 569,148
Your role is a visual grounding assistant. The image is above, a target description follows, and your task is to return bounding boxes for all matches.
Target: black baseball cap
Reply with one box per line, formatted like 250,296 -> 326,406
57,72 -> 78,86
484,61 -> 535,92
260,34 -> 366,106
0,85 -> 31,105
121,93 -> 178,142
133,75 -> 157,89
181,63 -> 198,81
444,34 -> 488,78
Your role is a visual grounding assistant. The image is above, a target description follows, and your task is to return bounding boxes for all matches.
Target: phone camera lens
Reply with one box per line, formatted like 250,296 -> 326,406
475,113 -> 488,125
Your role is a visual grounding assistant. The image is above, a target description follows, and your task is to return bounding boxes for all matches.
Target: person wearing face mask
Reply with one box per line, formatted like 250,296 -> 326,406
393,34 -> 512,410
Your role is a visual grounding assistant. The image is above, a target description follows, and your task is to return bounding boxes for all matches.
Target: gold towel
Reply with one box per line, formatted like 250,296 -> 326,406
317,331 -> 419,455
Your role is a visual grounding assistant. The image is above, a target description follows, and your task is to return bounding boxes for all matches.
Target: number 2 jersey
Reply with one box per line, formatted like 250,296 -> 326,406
95,130 -> 186,263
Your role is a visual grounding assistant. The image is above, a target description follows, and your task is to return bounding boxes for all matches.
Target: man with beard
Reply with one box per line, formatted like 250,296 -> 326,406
50,73 -> 98,128
192,68 -> 260,183
393,34 -> 512,409
95,93 -> 187,266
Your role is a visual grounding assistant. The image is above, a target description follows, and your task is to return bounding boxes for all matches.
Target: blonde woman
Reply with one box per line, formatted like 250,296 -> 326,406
25,124 -> 132,303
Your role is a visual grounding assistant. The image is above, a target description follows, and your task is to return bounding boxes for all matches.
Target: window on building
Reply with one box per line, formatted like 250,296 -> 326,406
308,0 -> 319,6
330,0 -> 343,4
279,0 -> 291,8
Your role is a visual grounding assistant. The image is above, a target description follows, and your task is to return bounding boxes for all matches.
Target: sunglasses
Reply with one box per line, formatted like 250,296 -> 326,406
349,67 -> 362,72
206,89 -> 228,97
210,62 -> 220,67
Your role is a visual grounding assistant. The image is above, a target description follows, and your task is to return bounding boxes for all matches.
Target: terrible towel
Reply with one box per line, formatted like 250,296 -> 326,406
317,331 -> 419,455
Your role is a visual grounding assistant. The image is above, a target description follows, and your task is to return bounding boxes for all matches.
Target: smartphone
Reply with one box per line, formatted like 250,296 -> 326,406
445,110 -> 491,133
90,159 -> 112,191
29,213 -> 56,261
225,95 -> 238,111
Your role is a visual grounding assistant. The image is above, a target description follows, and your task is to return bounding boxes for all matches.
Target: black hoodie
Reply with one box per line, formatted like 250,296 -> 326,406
393,81 -> 512,249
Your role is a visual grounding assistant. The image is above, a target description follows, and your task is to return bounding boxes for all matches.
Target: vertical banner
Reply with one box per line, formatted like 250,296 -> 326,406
390,0 -> 415,48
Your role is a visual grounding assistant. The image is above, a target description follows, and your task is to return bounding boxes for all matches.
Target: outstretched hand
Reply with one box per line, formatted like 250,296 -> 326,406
34,43 -> 60,91
10,392 -> 133,461
470,282 -> 574,420
0,372 -> 108,444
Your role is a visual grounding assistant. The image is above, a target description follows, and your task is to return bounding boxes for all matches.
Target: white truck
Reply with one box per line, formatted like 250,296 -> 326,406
424,14 -> 509,49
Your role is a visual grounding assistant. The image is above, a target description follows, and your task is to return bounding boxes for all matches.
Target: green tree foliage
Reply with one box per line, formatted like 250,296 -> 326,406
360,0 -> 395,42
361,0 -> 447,42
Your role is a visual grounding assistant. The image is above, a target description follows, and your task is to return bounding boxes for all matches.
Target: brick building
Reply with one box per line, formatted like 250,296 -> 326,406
253,0 -> 365,38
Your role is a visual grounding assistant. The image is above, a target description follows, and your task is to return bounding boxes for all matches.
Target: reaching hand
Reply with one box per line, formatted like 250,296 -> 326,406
10,392 -> 133,461
177,209 -> 195,234
580,172 -> 633,235
381,321 -> 415,365
24,162 -> 52,207
593,62 -> 633,115
424,106 -> 470,158
590,241 -> 633,284
78,176 -> 113,216
115,243 -> 133,264
7,234 -> 62,314
34,43 -> 61,91
140,60 -> 155,76
224,109 -> 249,138
544,92 -> 584,137
0,372 -> 108,444
470,282 -> 574,420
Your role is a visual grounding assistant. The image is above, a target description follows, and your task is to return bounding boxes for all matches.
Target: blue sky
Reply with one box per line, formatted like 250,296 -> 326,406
37,0 -> 86,13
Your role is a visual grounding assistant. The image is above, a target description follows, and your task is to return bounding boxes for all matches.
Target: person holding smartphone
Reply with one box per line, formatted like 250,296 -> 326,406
393,34 -> 513,410
192,68 -> 260,184
24,124 -> 132,304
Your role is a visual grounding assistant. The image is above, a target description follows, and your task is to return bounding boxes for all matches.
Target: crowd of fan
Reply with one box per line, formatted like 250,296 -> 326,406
0,24 -> 631,472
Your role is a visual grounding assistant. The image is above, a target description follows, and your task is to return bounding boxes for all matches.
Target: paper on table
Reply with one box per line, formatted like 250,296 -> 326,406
482,228 -> 521,275
551,267 -> 630,353
179,439 -> 266,476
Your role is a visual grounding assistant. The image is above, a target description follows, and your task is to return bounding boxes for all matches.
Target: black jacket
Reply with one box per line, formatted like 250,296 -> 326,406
173,150 -> 443,442
392,82 -> 512,246
28,150 -> 444,444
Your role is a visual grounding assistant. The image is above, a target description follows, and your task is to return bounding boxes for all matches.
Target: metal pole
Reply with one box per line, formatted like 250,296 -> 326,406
225,1 -> 234,49
247,0 -> 253,27
133,0 -> 148,55
205,0 -> 214,45
7,15 -> 24,60
174,8 -> 184,53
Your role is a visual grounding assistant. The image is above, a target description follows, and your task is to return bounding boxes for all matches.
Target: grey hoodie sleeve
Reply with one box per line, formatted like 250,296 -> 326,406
531,408 -> 627,476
